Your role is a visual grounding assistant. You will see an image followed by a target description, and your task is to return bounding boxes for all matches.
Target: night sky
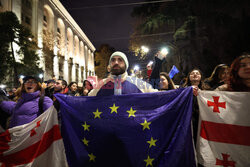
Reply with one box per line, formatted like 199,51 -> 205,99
59,0 -> 143,52
59,0 -> 151,73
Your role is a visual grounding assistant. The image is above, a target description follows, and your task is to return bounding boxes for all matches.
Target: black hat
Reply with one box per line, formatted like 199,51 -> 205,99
23,76 -> 40,83
46,79 -> 56,84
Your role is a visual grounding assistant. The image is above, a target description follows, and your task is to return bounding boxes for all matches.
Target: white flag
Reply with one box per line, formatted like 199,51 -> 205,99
0,106 -> 68,167
197,91 -> 250,167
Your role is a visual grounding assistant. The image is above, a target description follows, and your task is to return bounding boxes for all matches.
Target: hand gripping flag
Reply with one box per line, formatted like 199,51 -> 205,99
197,91 -> 250,167
0,106 -> 68,167
55,87 -> 196,167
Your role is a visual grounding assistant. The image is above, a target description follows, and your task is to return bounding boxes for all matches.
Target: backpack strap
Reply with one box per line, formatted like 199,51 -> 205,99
38,95 -> 45,114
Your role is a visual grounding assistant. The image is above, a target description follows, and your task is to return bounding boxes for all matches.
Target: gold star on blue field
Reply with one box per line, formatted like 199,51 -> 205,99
109,103 -> 119,114
140,119 -> 151,130
82,137 -> 89,146
127,107 -> 136,118
82,121 -> 90,131
88,153 -> 96,162
93,108 -> 102,119
147,137 -> 157,148
144,155 -> 154,166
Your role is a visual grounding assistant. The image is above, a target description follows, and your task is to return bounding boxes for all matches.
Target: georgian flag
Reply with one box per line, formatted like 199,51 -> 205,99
197,91 -> 250,167
0,106 -> 68,167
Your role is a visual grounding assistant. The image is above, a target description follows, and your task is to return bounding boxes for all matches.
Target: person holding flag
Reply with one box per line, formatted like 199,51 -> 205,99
216,53 -> 250,91
88,51 -> 157,96
196,53 -> 250,166
0,76 -> 53,128
56,51 -> 196,167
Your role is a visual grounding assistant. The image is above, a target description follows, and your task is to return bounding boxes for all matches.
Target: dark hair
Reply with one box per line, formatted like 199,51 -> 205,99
182,68 -> 203,89
159,72 -> 176,90
58,79 -> 67,87
46,79 -> 56,84
68,82 -> 77,88
208,64 -> 228,82
83,80 -> 93,88
203,64 -> 229,90
227,53 -> 250,91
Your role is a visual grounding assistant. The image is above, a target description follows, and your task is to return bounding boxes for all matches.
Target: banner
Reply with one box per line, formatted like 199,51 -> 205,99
55,87 -> 196,167
0,106 -> 68,167
197,91 -> 250,166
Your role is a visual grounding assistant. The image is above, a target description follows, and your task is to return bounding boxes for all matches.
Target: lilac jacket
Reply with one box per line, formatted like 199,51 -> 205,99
0,91 -> 53,128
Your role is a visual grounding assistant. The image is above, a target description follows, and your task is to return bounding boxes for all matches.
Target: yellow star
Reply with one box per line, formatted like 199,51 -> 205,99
93,109 -> 102,119
147,137 -> 157,148
88,153 -> 96,162
82,137 -> 89,146
109,103 -> 119,114
82,122 -> 90,131
127,107 -> 136,118
144,155 -> 154,167
140,119 -> 151,130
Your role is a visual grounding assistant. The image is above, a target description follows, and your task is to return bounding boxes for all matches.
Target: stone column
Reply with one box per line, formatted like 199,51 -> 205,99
71,62 -> 76,82
91,52 -> 95,75
68,58 -> 72,83
11,0 -> 21,22
58,56 -> 64,80
82,66 -> 86,80
31,0 -> 39,37
78,65 -> 82,84
53,55 -> 59,79
64,59 -> 68,82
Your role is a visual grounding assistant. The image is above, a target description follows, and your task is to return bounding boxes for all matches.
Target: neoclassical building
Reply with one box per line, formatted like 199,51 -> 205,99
0,0 -> 95,84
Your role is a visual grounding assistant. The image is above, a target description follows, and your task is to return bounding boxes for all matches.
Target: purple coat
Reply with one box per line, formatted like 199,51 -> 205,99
0,91 -> 53,128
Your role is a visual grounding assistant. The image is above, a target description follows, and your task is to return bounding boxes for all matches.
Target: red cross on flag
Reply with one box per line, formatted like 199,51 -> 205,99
197,91 -> 250,167
0,106 -> 68,167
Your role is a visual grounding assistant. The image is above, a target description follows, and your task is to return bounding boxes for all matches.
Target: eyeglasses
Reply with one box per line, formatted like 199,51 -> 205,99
240,63 -> 250,68
24,81 -> 37,84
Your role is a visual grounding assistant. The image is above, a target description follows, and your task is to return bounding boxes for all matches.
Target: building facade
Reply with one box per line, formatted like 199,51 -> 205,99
0,0 -> 95,84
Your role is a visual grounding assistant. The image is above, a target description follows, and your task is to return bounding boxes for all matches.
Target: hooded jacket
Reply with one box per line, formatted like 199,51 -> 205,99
0,91 -> 53,128
88,72 -> 157,96
89,51 -> 157,96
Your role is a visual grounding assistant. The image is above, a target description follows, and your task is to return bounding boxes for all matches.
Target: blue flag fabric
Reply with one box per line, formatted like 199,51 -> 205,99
169,65 -> 179,79
55,87 -> 195,167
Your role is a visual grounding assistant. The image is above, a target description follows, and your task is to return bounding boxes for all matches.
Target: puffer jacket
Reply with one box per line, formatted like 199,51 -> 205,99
0,91 -> 53,128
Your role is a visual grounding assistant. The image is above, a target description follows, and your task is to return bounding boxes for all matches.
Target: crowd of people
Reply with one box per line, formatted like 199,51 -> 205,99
0,75 -> 94,129
0,51 -> 249,162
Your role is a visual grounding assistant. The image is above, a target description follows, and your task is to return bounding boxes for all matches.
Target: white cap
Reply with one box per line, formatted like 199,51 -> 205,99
109,51 -> 129,70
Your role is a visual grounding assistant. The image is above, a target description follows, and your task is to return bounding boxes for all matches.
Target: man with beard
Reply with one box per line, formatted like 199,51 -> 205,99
54,79 -> 68,94
89,51 -> 157,96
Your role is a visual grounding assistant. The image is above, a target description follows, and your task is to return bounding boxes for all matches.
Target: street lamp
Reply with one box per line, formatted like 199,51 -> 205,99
147,61 -> 153,67
134,65 -> 140,73
20,75 -> 25,79
160,47 -> 169,56
134,65 -> 140,77
141,46 -> 149,53
0,84 -> 6,89
134,65 -> 140,71
39,74 -> 43,82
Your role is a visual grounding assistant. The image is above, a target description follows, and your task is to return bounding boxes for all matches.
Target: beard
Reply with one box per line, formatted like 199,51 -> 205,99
54,86 -> 62,93
111,65 -> 126,76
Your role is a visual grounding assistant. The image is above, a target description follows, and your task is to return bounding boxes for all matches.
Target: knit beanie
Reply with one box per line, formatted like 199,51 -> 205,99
109,51 -> 129,71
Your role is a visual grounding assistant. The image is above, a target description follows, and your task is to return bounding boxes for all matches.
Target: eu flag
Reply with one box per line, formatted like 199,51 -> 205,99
169,65 -> 179,79
55,87 -> 195,167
